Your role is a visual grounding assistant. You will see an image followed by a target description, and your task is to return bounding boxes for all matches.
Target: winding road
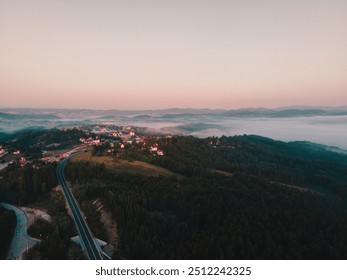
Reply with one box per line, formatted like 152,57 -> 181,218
56,154 -> 102,260
1,203 -> 40,260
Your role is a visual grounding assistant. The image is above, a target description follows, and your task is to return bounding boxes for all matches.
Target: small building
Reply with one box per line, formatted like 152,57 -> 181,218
150,146 -> 158,152
19,157 -> 27,167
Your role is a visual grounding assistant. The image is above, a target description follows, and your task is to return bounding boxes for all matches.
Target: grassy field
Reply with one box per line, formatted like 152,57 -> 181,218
72,151 -> 182,178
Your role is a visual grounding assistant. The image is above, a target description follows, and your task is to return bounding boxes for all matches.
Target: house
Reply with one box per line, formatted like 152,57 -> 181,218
85,137 -> 94,145
19,157 -> 27,167
157,150 -> 164,156
150,143 -> 159,152
13,150 -> 20,155
150,146 -> 158,152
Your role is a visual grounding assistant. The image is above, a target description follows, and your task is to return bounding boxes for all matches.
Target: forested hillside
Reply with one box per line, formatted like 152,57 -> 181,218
0,207 -> 16,259
0,164 -> 57,204
66,135 -> 347,259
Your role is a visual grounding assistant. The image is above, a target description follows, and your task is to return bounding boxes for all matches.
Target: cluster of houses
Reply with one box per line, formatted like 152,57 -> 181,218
0,125 -> 170,173
1,146 -> 20,156
149,143 -> 165,156
79,126 -> 166,157
79,137 -> 101,146
0,146 -> 28,168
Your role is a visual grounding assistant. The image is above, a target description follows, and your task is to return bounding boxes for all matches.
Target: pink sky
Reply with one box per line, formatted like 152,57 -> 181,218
1,0 -> 346,109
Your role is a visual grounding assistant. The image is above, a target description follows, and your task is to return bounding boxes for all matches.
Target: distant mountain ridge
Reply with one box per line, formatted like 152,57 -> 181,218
0,112 -> 60,120
222,108 -> 347,118
2,106 -> 347,119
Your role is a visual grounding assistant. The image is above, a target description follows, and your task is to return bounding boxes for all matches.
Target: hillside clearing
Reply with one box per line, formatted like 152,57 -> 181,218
72,152 -> 182,178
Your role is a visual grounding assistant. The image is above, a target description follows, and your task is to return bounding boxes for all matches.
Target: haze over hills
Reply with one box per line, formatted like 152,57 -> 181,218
1,106 -> 347,150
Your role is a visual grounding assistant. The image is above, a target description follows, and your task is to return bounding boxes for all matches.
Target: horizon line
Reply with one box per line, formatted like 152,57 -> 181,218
1,105 -> 347,112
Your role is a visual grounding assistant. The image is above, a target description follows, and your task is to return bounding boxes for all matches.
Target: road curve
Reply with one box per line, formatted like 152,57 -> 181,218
1,203 -> 40,260
56,154 -> 102,260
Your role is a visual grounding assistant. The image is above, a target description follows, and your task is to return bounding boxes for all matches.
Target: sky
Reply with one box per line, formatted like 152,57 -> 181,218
0,0 -> 346,110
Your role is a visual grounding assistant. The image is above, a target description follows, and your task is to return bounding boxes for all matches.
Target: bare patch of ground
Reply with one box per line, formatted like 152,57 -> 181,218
20,206 -> 51,227
209,169 -> 234,177
270,181 -> 307,192
94,200 -> 118,254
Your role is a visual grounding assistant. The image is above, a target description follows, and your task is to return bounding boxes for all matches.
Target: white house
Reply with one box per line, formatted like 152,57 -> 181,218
150,146 -> 158,152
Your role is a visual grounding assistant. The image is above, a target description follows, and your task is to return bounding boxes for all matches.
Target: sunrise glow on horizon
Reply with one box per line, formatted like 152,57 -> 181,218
1,0 -> 346,110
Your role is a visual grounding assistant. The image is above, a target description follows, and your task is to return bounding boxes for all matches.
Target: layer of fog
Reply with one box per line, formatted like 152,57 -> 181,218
1,114 -> 347,150
104,115 -> 347,150
187,116 -> 347,150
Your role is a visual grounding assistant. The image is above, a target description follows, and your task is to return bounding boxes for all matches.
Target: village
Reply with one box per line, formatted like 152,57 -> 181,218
0,125 -> 170,172
78,125 -> 167,157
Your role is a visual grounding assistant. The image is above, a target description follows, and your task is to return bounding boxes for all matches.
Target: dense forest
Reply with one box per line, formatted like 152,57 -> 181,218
66,135 -> 347,259
0,164 -> 57,204
0,206 -> 16,259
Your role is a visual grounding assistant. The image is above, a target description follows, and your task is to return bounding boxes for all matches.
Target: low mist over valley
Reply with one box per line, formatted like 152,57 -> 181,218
1,107 -> 347,149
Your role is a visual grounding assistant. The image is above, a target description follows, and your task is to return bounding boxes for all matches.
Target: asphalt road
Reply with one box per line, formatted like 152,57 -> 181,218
1,203 -> 40,260
56,155 -> 102,260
